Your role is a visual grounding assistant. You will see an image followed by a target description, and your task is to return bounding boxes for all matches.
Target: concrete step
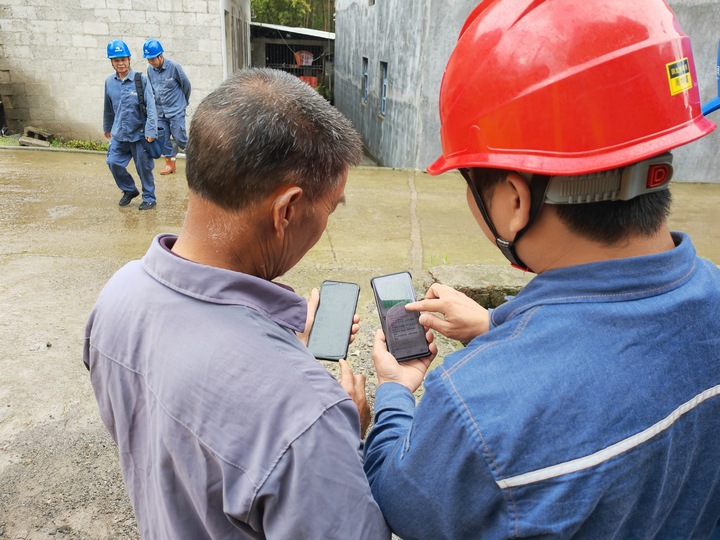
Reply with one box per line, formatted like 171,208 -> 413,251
22,125 -> 54,141
19,136 -> 50,147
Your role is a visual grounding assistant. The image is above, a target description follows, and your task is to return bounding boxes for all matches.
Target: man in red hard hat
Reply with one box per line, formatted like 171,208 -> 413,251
364,0 -> 720,537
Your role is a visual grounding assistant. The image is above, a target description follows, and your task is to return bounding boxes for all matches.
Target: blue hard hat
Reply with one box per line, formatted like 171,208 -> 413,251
107,40 -> 131,59
143,39 -> 164,59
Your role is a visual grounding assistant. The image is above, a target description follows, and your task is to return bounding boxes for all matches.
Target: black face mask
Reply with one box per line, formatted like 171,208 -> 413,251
460,168 -> 550,273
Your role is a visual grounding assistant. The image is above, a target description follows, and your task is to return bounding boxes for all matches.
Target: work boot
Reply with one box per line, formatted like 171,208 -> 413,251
118,190 -> 140,207
138,201 -> 156,211
160,157 -> 176,175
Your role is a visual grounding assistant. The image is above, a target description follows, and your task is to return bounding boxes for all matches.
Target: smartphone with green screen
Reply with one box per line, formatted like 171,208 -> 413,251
371,271 -> 431,362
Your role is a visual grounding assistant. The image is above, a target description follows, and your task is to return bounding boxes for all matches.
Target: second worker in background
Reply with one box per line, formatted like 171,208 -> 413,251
143,38 -> 191,175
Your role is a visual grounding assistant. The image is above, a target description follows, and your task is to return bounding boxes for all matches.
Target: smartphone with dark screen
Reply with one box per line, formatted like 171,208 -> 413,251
307,281 -> 360,361
371,271 -> 431,362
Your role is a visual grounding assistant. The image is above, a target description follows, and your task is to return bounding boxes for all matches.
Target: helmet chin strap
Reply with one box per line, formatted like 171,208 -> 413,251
461,170 -> 550,273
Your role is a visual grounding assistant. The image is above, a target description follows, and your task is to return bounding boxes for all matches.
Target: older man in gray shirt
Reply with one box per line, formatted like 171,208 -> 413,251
84,69 -> 389,539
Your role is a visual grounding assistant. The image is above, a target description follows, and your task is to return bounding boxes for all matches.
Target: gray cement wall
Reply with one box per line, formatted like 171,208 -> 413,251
334,0 -> 475,169
670,0 -> 720,182
335,0 -> 720,183
0,0 -> 250,142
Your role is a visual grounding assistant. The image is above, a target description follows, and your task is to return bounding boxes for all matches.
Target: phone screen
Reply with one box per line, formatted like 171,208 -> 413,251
307,281 -> 360,361
371,272 -> 430,362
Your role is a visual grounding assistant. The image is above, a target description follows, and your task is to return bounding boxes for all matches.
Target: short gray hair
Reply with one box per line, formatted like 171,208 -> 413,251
185,68 -> 363,210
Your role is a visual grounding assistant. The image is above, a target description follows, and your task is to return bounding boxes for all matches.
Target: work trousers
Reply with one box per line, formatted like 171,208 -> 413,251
158,111 -> 187,157
107,138 -> 156,203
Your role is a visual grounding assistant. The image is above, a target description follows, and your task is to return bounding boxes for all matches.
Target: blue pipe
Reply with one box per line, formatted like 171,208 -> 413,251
702,40 -> 720,115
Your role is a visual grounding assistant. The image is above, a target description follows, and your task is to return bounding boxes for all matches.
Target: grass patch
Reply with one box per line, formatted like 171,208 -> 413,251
50,138 -> 109,152
0,133 -> 109,152
0,134 -> 21,146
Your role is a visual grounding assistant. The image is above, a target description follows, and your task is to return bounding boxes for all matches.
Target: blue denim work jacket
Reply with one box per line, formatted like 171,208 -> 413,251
103,69 -> 157,142
147,58 -> 191,119
365,232 -> 720,539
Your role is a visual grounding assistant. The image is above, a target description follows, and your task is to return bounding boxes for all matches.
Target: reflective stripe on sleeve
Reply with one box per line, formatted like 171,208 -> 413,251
497,384 -> 720,490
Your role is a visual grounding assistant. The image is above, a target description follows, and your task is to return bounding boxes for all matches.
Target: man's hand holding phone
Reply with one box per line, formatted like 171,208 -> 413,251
405,283 -> 489,344
298,283 -> 367,435
370,272 -> 432,361
338,359 -> 371,438
296,287 -> 321,347
298,285 -> 360,351
372,329 -> 436,393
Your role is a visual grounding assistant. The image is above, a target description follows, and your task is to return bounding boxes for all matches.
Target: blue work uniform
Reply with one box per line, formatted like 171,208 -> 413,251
365,232 -> 720,539
147,58 -> 191,156
103,69 -> 158,203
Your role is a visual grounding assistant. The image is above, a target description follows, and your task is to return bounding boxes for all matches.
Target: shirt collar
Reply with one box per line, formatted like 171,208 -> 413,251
141,234 -> 308,333
115,69 -> 136,83
491,232 -> 697,326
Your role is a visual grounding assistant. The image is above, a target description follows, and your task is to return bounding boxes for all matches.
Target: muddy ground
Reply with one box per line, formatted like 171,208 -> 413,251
0,149 -> 468,539
1,148 -> 719,539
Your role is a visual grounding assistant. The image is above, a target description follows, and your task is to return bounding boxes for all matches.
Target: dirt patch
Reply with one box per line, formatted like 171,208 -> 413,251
0,422 -> 138,539
0,149 -> 460,538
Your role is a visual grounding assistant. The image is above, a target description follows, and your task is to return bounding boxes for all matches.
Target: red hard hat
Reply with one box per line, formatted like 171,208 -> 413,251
427,0 -> 716,176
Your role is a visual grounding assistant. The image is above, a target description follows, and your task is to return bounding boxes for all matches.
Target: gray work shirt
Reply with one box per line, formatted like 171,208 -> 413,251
83,234 -> 389,539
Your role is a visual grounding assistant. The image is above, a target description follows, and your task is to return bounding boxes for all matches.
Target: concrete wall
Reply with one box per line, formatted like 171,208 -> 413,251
670,0 -> 720,182
0,0 -> 250,142
335,0 -> 720,183
334,0 -> 475,168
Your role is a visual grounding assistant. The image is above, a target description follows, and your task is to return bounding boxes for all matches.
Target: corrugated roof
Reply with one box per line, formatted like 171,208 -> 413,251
250,22 -> 335,40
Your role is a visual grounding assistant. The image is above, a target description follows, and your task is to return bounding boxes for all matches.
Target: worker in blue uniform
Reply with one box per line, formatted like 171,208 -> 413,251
143,39 -> 191,176
364,0 -> 720,538
103,39 -> 158,210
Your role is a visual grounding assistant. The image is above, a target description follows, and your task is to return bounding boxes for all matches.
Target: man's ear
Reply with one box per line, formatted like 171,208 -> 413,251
271,185 -> 304,239
505,172 -> 532,235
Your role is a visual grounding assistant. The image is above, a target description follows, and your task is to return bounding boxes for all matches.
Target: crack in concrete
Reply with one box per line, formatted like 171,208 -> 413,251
408,171 -> 423,272
326,228 -> 338,263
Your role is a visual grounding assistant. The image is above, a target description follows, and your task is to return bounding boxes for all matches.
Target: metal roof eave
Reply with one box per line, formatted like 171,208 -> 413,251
250,21 -> 335,41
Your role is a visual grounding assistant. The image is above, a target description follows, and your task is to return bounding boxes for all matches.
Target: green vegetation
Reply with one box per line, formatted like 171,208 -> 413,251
429,253 -> 450,266
0,134 -> 20,146
251,0 -> 335,32
316,82 -> 333,103
50,138 -> 109,152
0,134 -> 108,152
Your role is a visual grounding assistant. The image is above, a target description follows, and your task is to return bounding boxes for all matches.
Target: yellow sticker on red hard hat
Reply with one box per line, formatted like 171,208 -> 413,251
666,58 -> 692,96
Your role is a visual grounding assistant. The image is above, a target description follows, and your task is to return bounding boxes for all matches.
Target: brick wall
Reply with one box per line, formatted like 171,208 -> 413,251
0,0 -> 249,142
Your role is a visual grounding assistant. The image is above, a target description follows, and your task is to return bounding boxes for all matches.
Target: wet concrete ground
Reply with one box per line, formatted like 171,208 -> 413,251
0,147 -> 718,538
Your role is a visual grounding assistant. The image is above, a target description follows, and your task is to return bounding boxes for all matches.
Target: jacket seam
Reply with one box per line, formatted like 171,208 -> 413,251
440,307 -> 540,537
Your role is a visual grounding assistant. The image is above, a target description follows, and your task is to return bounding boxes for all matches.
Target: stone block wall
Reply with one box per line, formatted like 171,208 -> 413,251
0,0 -> 249,142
